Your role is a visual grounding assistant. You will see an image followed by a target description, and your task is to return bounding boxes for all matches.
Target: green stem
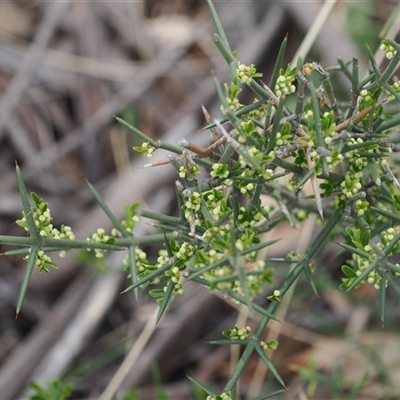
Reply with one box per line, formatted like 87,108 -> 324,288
223,207 -> 342,391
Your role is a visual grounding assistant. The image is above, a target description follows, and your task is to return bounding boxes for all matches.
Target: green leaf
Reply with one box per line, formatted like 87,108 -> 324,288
303,262 -> 319,297
29,379 -> 73,400
342,265 -> 357,278
360,230 -> 371,247
105,237 -> 116,245
31,192 -> 42,208
132,146 -> 147,154
345,227 -> 365,250
393,194 -> 400,211
149,289 -> 165,299
222,329 -> 232,337
345,226 -> 355,241
16,164 -> 38,239
156,279 -> 175,324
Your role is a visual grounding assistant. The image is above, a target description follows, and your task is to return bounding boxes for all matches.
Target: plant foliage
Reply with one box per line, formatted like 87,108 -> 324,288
3,1 -> 400,398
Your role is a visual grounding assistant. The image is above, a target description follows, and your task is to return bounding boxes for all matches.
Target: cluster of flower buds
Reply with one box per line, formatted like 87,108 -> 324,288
380,39 -> 398,59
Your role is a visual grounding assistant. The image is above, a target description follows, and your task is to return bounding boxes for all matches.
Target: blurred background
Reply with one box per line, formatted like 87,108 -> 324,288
0,1 -> 399,399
